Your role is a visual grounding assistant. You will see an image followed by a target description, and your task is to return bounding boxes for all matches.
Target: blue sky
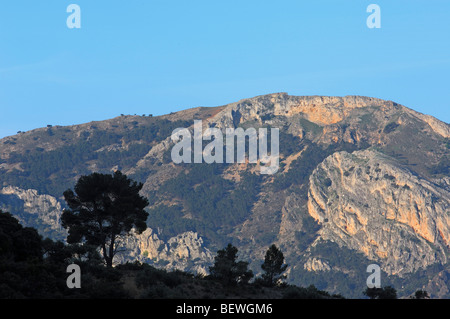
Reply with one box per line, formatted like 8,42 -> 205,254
1,1 -> 449,138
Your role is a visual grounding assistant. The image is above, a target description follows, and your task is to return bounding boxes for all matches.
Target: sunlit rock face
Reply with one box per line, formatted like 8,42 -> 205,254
308,149 -> 449,276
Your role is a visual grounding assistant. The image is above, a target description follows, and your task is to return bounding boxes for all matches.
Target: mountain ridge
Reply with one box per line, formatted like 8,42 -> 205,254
1,93 -> 449,298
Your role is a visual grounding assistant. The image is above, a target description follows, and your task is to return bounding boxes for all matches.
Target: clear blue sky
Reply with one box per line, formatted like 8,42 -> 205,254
1,1 -> 449,138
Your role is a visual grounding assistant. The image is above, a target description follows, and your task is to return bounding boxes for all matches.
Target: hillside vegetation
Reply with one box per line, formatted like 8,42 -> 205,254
1,93 -> 449,298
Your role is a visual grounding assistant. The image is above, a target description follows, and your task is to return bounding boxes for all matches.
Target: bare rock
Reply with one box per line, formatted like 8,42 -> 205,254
307,149 -> 450,276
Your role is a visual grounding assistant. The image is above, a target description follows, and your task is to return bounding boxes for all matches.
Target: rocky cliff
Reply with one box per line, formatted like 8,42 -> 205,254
1,93 -> 449,297
307,149 -> 449,276
116,228 -> 214,274
0,186 -> 65,238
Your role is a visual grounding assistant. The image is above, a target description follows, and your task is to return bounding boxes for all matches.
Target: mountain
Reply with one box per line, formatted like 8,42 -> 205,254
1,93 -> 449,298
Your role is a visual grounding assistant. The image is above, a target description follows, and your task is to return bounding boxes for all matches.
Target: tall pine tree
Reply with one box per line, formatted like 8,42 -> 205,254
261,244 -> 288,287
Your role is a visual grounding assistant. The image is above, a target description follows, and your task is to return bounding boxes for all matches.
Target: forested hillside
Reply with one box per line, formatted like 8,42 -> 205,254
1,93 -> 449,298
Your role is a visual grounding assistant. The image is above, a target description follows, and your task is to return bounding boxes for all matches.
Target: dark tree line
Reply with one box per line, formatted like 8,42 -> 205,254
0,170 -> 430,299
208,243 -> 288,288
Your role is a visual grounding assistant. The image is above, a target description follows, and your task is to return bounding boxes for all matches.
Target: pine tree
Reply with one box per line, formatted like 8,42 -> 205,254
61,171 -> 149,267
261,244 -> 288,287
209,243 -> 253,286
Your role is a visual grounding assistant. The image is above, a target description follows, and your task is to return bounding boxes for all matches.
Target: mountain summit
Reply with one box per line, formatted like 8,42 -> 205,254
1,93 -> 449,298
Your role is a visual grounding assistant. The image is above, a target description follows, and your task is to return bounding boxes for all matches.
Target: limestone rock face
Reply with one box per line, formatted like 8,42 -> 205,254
209,93 -> 380,126
1,93 -> 449,296
117,228 -> 214,275
307,149 -> 450,276
0,186 -> 64,234
304,257 -> 332,272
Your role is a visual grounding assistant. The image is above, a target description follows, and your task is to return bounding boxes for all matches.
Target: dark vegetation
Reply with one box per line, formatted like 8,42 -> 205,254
260,244 -> 288,287
288,241 -> 397,299
1,119 -> 192,196
209,243 -> 254,286
377,118 -> 448,177
428,156 -> 450,176
383,122 -> 400,134
288,240 -> 444,299
363,286 -> 398,299
155,164 -> 262,247
0,209 -> 345,299
295,215 -> 321,252
0,209 -> 130,298
1,114 -> 445,299
61,171 -> 149,267
278,131 -> 303,156
272,139 -> 367,191
1,170 -> 432,299
156,127 -> 297,238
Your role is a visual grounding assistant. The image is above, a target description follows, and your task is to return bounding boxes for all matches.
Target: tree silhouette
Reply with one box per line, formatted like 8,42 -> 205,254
411,289 -> 430,299
209,243 -> 253,286
261,244 -> 288,287
363,286 -> 397,299
61,171 -> 149,267
0,210 -> 43,263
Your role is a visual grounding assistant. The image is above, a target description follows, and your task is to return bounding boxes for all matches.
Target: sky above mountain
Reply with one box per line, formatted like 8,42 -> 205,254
1,0 -> 449,138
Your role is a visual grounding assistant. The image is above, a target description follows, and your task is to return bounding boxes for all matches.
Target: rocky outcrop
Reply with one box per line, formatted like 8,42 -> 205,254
304,257 -> 332,272
117,228 -> 214,274
405,109 -> 450,138
307,149 -> 450,276
207,93 -> 394,128
1,93 -> 449,296
0,186 -> 64,233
